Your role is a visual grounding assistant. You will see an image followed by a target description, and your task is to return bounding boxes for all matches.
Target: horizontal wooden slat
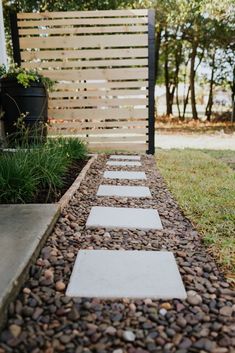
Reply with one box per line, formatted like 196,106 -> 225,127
22,58 -> 148,69
18,17 -> 148,28
49,89 -> 147,98
49,98 -> 148,108
52,81 -> 148,91
48,108 -> 148,120
19,34 -> 148,49
17,10 -> 148,19
21,48 -> 148,61
84,135 -> 147,142
19,25 -> 147,35
49,120 -> 147,129
48,132 -> 146,142
88,144 -> 147,152
50,126 -> 148,135
40,68 -> 148,81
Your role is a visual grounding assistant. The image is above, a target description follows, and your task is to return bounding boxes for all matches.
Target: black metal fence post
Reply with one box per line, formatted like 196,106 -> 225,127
147,9 -> 155,155
9,11 -> 21,66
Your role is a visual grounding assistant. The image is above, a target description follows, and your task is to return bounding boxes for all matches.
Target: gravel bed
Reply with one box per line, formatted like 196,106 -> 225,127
0,154 -> 234,353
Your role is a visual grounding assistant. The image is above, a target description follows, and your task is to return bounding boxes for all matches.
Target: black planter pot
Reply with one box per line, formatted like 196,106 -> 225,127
0,78 -> 48,145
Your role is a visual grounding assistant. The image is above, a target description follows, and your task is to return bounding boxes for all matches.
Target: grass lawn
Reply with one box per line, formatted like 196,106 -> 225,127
202,150 -> 235,170
156,149 -> 235,283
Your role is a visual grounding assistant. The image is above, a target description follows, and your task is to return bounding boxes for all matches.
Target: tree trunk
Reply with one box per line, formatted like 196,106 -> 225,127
190,40 -> 198,120
164,30 -> 172,115
165,58 -> 172,115
176,83 -> 181,118
155,27 -> 162,80
174,43 -> 182,118
183,86 -> 190,119
205,51 -> 216,121
231,67 -> 235,122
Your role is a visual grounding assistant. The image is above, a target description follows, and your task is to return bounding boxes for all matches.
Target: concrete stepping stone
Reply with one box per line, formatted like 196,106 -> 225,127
107,161 -> 141,167
103,171 -> 147,180
109,155 -> 141,160
86,206 -> 163,230
97,185 -> 152,198
66,250 -> 187,299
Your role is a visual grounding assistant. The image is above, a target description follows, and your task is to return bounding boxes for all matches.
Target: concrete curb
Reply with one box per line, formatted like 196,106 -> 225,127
0,155 -> 97,330
0,205 -> 60,330
58,154 -> 98,210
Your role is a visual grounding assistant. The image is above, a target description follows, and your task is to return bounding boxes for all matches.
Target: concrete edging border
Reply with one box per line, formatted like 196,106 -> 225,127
58,154 -> 98,210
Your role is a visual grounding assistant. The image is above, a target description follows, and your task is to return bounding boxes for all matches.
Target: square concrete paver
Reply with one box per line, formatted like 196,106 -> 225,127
109,155 -> 141,161
103,171 -> 147,180
97,185 -> 152,198
86,206 -> 163,230
106,161 -> 141,167
66,250 -> 187,299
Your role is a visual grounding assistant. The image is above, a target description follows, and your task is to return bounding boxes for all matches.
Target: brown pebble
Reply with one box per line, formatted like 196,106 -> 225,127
55,281 -> 66,291
9,324 -> 21,338
23,287 -> 31,295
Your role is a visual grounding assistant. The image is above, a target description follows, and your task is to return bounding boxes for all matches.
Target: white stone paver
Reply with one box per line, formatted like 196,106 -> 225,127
97,185 -> 152,198
66,250 -> 187,299
103,171 -> 147,180
86,206 -> 163,230
109,155 -> 141,160
106,161 -> 141,167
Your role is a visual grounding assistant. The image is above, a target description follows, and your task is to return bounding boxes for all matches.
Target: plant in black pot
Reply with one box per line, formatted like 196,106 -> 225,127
0,64 -> 54,147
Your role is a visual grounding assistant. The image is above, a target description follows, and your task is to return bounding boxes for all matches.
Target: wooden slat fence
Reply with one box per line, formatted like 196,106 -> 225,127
11,9 -> 155,153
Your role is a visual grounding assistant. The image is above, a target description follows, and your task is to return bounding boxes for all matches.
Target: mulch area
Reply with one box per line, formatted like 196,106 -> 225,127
0,155 -> 234,353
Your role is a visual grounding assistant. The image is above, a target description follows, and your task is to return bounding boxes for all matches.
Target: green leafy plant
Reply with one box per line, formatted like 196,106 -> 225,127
0,64 -> 54,90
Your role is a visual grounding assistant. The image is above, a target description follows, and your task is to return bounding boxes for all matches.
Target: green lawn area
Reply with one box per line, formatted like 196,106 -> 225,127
202,149 -> 235,170
156,149 -> 235,283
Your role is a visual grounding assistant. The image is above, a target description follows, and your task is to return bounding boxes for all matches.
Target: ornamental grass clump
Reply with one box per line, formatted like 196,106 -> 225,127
48,137 -> 88,161
0,151 -> 38,203
0,138 -> 87,203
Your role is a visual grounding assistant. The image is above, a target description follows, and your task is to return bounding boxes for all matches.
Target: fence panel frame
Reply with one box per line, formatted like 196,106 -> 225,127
10,9 -> 155,154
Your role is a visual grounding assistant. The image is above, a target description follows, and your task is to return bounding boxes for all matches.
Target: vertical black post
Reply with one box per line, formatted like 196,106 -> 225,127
10,11 -> 21,65
147,9 -> 155,155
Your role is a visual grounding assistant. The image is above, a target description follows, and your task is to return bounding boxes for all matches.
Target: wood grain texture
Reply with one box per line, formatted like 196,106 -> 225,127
22,58 -> 148,69
21,48 -> 148,60
48,108 -> 148,120
48,97 -> 148,108
37,68 -> 148,81
19,34 -> 148,49
49,120 -> 147,129
19,25 -> 147,35
49,89 -> 148,98
17,10 -> 148,19
18,17 -> 148,28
